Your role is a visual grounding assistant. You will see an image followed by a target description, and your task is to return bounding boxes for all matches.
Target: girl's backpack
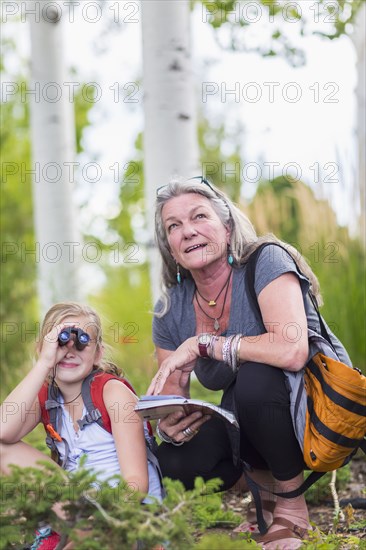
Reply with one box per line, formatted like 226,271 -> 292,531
38,369 -> 165,495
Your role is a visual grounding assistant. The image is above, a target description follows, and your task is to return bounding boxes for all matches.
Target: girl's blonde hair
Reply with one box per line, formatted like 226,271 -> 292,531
155,177 -> 322,316
39,302 -> 121,376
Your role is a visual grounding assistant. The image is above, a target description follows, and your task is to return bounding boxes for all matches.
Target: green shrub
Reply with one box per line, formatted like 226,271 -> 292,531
305,467 -> 351,505
0,462 -> 242,550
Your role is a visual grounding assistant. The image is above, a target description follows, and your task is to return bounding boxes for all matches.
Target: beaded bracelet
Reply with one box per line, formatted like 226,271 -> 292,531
222,334 -> 235,364
208,334 -> 220,360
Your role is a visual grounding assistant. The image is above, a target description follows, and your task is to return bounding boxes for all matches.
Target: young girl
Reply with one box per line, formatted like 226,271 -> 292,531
0,302 -> 163,548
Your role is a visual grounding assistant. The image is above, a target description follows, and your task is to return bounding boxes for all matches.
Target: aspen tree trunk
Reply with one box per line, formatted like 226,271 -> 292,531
28,1 -> 82,314
141,0 -> 200,303
351,2 -> 365,247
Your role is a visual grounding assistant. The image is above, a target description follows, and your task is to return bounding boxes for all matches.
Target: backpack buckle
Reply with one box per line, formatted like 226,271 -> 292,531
45,399 -> 61,411
77,408 -> 102,430
46,424 -> 62,442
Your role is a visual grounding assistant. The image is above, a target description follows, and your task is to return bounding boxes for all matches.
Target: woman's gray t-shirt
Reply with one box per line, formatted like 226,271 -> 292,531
153,244 -> 351,394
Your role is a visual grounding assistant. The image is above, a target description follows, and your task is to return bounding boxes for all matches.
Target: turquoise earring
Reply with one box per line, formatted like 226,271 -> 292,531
228,251 -> 234,265
176,263 -> 181,284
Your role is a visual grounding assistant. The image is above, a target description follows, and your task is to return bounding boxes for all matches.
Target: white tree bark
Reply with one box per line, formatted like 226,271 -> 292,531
351,3 -> 366,247
28,1 -> 82,314
141,0 -> 200,303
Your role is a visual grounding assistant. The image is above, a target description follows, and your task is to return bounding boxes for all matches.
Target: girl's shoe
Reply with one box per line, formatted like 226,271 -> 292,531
30,527 -> 61,550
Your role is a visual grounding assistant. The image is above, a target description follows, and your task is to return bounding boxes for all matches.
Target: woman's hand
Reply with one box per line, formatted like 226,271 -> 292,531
159,411 -> 211,444
147,337 -> 199,395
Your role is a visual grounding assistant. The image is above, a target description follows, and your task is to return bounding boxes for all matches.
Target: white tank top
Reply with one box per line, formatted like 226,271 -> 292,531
55,403 -> 162,502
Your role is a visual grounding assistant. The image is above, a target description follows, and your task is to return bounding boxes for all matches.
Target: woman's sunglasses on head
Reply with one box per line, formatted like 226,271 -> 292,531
156,176 -> 216,196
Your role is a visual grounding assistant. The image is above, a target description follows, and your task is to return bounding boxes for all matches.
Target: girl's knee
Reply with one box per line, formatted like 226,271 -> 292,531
0,440 -> 13,458
0,440 -> 51,474
0,441 -> 16,474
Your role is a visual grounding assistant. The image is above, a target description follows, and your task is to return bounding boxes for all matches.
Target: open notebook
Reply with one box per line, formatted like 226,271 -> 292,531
135,395 -> 239,428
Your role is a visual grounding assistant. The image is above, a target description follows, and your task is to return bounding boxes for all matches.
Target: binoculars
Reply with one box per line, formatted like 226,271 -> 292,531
58,327 -> 90,350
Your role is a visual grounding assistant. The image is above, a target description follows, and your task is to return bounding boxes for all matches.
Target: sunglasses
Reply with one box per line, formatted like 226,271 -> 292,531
156,176 -> 216,196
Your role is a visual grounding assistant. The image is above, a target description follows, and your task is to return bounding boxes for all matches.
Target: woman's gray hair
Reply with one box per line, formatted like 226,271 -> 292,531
155,177 -> 322,316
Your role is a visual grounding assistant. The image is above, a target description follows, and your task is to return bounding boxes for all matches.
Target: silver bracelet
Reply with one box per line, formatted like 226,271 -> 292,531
222,334 -> 235,365
156,420 -> 184,446
229,334 -> 236,371
230,334 -> 242,373
236,335 -> 243,365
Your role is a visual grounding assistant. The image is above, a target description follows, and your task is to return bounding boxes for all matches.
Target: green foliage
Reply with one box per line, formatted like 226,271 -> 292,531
196,0 -> 363,65
91,263 -> 155,395
22,423 -> 50,454
198,114 -> 243,202
91,135 -> 152,395
0,463 -> 244,550
300,528 -> 365,549
73,74 -> 95,155
191,478 -> 240,529
196,533 -> 260,548
0,48 -> 95,398
314,0 -> 364,40
247,177 -> 366,371
108,133 -> 144,245
0,71 -> 38,398
304,467 -> 350,505
314,238 -> 366,371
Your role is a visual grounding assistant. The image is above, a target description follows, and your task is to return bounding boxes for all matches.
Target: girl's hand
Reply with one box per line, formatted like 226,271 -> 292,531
147,337 -> 198,395
37,324 -> 70,371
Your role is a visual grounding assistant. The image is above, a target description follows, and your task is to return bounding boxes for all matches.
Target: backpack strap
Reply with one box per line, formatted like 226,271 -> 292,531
79,369 -> 165,495
244,244 -> 267,333
245,242 -> 337,352
245,242 -> 308,332
38,384 -> 48,416
78,369 -> 137,432
38,383 -> 51,428
38,381 -> 70,468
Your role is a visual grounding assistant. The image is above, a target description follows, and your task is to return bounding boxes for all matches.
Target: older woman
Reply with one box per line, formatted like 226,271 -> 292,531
147,177 -> 351,549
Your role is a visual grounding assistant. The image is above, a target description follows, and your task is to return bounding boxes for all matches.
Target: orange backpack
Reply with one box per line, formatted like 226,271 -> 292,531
303,352 -> 366,471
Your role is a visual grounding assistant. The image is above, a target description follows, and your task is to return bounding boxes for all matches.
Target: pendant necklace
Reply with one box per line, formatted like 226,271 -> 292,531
51,378 -> 82,405
195,270 -> 233,307
60,392 -> 82,405
195,270 -> 232,332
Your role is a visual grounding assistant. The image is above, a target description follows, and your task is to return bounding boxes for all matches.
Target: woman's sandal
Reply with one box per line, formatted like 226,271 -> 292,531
257,517 -> 310,548
233,499 -> 276,534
